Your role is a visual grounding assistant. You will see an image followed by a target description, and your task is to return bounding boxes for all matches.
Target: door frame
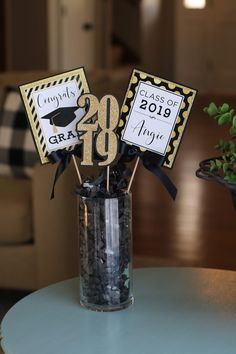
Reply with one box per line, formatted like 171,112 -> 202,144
47,0 -> 61,70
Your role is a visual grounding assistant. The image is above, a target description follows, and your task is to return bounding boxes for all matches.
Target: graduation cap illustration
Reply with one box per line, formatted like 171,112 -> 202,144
41,106 -> 79,133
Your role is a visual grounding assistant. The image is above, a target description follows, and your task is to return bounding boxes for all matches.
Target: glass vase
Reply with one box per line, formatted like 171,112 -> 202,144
78,192 -> 133,312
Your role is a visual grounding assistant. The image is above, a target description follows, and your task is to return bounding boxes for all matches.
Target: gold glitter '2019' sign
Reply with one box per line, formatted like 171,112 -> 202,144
77,94 -> 119,166
119,69 -> 197,168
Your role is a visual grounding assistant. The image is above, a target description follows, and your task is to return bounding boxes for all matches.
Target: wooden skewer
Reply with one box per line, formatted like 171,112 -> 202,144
127,156 -> 140,193
106,165 -> 110,192
72,155 -> 82,184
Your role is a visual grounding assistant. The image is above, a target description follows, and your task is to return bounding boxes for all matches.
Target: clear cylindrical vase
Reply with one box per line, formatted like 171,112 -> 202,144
78,192 -> 133,312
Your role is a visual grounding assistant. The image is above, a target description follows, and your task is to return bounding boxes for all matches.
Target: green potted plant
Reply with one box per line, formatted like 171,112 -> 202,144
196,102 -> 236,210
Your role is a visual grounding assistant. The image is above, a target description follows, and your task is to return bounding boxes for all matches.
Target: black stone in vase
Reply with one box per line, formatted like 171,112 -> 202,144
78,193 -> 133,311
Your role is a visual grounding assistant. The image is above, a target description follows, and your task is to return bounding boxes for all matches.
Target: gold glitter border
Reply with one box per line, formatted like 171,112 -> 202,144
19,67 -> 90,164
120,69 -> 197,168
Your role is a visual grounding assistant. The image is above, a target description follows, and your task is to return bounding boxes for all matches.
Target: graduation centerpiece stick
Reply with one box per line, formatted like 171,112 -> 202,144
106,165 -> 110,192
77,94 -> 119,166
119,69 -> 197,196
72,155 -> 82,184
127,156 -> 140,193
19,68 -> 90,197
77,93 -> 120,193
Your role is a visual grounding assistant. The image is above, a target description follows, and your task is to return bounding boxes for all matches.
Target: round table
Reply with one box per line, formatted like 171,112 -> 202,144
1,267 -> 236,354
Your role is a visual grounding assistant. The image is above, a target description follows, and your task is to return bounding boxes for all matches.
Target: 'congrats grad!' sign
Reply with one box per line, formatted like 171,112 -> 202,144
19,68 -> 89,164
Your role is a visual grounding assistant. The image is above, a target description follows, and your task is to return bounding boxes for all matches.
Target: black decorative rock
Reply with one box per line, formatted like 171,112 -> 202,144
78,192 -> 133,311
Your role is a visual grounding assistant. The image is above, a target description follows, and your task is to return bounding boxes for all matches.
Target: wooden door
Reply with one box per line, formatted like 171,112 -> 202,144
60,0 -> 96,70
48,0 -> 111,71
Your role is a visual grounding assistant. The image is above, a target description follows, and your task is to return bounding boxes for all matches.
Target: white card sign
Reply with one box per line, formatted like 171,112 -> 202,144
120,69 -> 197,168
19,68 -> 90,164
122,81 -> 183,155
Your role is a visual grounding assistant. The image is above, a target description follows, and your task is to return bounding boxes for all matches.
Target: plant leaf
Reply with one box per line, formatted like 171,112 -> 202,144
218,112 -> 232,125
210,160 -> 216,171
204,102 -> 218,116
230,126 -> 236,136
214,114 -> 222,121
215,159 -> 222,169
223,162 -> 229,173
233,116 -> 236,129
220,103 -> 229,114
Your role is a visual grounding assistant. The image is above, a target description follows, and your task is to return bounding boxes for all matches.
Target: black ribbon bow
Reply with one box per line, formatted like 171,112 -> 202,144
142,151 -> 177,200
119,143 -> 177,200
49,143 -> 177,200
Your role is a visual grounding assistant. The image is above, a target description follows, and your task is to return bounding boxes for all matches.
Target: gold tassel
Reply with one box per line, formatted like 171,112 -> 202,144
52,121 -> 58,133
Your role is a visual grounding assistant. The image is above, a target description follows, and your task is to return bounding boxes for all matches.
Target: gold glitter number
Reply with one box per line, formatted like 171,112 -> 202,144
77,94 -> 99,166
96,95 -> 119,166
77,94 -> 119,166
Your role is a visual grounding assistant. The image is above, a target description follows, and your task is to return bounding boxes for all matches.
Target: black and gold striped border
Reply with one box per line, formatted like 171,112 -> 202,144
19,67 -> 90,164
119,69 -> 197,168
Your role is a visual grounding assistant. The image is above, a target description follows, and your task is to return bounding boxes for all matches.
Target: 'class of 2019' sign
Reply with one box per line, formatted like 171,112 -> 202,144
120,69 -> 197,168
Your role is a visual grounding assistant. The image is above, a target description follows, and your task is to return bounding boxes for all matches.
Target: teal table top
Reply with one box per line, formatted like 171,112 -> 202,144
1,267 -> 236,354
